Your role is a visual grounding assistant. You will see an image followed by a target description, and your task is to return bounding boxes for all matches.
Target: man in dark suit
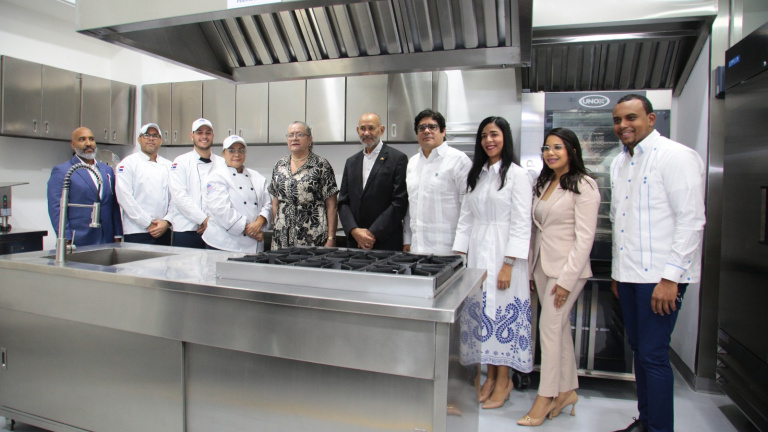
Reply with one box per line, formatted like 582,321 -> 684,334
338,113 -> 408,250
47,127 -> 123,246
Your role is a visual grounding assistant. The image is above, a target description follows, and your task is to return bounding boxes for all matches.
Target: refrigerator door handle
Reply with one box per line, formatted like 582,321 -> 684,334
761,186 -> 767,244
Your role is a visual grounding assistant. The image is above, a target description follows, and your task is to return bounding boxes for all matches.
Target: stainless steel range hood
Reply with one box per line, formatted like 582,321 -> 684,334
77,0 -> 532,83
523,17 -> 715,96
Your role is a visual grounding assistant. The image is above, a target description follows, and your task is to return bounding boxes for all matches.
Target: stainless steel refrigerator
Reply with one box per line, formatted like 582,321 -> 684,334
719,21 -> 768,432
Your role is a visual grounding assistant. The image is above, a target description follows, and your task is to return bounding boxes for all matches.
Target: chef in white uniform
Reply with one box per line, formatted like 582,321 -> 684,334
115,123 -> 174,245
169,118 -> 224,248
202,135 -> 271,253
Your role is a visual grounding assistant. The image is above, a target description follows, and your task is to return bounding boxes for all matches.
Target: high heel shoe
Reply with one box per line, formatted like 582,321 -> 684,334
549,391 -> 578,419
481,378 -> 512,409
477,380 -> 496,403
517,399 -> 556,426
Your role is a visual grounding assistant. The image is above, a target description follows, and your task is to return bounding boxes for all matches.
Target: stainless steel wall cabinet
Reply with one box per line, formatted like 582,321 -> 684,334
1,56 -> 80,141
268,80 -> 305,144
109,81 -> 135,145
306,77 -> 345,143
203,79 -> 236,143
345,75 -> 388,142
81,74 -> 112,143
140,83 -> 171,143
235,82 -> 268,144
81,76 -> 135,145
171,81 -> 202,145
387,72 -> 432,142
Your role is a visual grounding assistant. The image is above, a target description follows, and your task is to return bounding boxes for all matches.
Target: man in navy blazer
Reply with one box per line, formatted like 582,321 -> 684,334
47,127 -> 123,246
338,113 -> 408,251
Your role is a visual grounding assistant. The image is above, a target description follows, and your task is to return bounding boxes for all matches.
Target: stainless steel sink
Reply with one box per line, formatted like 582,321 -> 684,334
46,248 -> 175,266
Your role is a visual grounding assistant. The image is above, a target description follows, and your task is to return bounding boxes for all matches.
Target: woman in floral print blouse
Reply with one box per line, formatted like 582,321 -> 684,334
268,121 -> 339,249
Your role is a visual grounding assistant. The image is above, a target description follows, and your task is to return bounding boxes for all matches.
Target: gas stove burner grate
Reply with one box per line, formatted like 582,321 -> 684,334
221,246 -> 466,298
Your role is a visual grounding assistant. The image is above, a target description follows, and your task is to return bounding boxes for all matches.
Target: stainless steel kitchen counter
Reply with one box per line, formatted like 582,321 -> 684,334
0,242 -> 481,323
0,243 -> 484,432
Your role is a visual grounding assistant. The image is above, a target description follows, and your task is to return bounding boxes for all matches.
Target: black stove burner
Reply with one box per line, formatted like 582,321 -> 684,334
365,264 -> 406,274
226,247 -> 464,289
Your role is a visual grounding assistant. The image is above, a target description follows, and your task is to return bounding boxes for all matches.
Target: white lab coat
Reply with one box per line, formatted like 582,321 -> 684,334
169,150 -> 224,232
115,151 -> 174,235
202,165 -> 271,253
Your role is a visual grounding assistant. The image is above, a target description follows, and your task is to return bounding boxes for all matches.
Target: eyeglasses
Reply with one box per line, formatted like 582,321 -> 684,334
142,133 -> 161,140
226,148 -> 246,154
541,144 -> 565,153
417,123 -> 440,133
286,132 -> 308,139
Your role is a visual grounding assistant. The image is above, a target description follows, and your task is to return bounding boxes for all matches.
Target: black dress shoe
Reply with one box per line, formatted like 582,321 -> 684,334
612,418 -> 646,432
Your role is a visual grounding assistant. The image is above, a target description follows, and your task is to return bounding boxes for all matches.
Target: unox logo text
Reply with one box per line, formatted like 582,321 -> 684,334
578,95 -> 610,108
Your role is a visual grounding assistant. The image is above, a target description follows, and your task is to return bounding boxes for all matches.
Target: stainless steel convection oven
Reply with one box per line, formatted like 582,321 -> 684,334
521,91 -> 672,379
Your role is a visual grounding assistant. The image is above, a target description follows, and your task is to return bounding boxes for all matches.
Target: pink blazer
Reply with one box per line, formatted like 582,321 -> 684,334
528,176 -> 600,292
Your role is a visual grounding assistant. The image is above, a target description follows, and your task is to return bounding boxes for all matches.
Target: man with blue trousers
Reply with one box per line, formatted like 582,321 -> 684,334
47,126 -> 123,246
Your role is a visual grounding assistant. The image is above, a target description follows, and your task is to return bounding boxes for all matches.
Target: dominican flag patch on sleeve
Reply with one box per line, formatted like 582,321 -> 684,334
206,183 -> 214,194
172,163 -> 178,170
117,165 -> 124,173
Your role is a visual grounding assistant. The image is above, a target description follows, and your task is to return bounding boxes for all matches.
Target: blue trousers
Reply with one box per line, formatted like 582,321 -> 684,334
124,231 -> 171,246
171,231 -> 206,249
617,282 -> 687,432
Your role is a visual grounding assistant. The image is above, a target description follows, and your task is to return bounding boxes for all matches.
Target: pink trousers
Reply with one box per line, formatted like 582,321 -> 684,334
532,259 -> 587,397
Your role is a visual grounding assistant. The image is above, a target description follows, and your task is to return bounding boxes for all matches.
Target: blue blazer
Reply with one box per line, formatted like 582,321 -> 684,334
47,155 -> 123,246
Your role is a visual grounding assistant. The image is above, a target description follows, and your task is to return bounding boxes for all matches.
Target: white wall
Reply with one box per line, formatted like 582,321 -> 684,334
669,38 -> 711,373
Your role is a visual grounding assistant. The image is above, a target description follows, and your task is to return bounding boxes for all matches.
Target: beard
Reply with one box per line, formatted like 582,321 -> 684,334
360,137 -> 379,150
76,146 -> 97,160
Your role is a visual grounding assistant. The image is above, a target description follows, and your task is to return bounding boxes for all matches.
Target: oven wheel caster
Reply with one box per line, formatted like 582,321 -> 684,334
512,371 -> 531,390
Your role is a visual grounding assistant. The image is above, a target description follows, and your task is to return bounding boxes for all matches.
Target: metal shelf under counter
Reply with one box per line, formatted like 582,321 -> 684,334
0,228 -> 47,255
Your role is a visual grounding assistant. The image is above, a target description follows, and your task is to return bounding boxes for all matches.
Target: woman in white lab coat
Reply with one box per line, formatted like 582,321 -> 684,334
452,116 -> 533,410
202,135 -> 271,253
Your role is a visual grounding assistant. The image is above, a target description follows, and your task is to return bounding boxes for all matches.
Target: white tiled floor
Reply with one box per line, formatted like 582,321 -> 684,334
0,369 -> 759,432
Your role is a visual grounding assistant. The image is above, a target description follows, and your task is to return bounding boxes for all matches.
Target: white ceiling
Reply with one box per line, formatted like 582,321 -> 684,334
1,0 -> 76,23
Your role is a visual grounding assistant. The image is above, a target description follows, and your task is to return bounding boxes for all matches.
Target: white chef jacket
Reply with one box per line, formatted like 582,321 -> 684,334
403,142 -> 472,255
169,150 -> 224,232
115,151 -> 174,235
202,165 -> 272,253
452,162 -> 533,313
610,130 -> 706,284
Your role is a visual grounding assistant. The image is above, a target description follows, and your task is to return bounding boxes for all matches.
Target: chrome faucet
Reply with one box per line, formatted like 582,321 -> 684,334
55,163 -> 103,264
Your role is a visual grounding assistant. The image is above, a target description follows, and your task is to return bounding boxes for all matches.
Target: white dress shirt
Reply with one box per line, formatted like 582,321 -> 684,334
404,142 -> 472,255
202,165 -> 272,253
610,129 -> 706,283
169,150 -> 224,232
362,140 -> 383,189
115,151 -> 173,235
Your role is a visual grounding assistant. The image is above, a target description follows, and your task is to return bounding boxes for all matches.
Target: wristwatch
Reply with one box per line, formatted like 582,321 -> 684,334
503,257 -> 516,266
